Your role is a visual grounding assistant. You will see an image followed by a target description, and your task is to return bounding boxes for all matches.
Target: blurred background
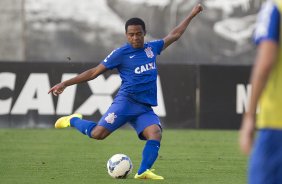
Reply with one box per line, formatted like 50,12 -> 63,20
0,0 -> 263,64
0,0 -> 264,129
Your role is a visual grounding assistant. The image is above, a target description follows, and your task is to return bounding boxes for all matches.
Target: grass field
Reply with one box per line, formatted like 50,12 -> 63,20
0,129 -> 247,184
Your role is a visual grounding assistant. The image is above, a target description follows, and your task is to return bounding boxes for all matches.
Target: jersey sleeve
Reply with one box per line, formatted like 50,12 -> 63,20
101,48 -> 122,70
149,39 -> 165,55
254,1 -> 280,45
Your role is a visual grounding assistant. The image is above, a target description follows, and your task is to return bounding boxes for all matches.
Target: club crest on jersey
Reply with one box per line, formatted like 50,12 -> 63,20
144,47 -> 154,58
105,112 -> 117,124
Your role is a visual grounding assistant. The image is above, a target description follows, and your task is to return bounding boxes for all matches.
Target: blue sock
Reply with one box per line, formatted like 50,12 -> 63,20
138,140 -> 160,175
70,117 -> 97,138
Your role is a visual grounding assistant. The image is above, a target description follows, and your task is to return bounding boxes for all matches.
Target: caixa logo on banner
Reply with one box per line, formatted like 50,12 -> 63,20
0,72 -> 166,117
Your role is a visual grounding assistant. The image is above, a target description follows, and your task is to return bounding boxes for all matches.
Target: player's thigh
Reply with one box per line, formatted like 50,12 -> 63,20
131,110 -> 162,140
98,113 -> 132,133
97,101 -> 134,133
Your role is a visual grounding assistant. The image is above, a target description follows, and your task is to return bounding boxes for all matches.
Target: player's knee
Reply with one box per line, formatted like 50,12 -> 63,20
143,125 -> 162,141
154,128 -> 162,140
91,131 -> 106,140
92,133 -> 106,140
90,126 -> 110,140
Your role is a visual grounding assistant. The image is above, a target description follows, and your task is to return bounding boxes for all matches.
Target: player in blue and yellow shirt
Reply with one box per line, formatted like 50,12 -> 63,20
49,4 -> 203,180
240,0 -> 282,183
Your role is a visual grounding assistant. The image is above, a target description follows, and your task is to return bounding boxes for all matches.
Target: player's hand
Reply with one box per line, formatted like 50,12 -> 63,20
190,4 -> 203,18
239,114 -> 256,155
48,83 -> 66,96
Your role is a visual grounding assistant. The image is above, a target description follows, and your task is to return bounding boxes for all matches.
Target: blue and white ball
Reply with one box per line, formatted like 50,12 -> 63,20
107,154 -> 133,179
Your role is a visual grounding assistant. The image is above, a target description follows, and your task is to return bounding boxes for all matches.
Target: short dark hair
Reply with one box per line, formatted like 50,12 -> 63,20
125,17 -> 146,33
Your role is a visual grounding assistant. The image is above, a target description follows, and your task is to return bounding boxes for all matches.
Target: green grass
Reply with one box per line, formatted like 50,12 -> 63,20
0,129 -> 247,184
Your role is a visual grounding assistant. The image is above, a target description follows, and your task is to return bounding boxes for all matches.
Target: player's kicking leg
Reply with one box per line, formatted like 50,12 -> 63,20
54,113 -> 98,138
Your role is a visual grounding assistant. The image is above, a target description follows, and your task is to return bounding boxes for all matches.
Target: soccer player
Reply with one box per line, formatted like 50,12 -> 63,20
239,0 -> 282,183
48,4 -> 203,180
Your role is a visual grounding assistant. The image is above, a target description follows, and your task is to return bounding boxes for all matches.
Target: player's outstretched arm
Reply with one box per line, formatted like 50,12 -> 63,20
163,4 -> 203,50
48,63 -> 107,96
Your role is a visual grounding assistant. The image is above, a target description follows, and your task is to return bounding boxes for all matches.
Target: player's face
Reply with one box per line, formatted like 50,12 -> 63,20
126,25 -> 145,48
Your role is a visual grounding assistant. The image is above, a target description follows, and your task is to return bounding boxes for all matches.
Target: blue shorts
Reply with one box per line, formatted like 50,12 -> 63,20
249,129 -> 282,184
98,95 -> 162,140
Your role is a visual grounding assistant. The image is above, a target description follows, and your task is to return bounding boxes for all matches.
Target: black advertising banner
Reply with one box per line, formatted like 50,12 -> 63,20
158,64 -> 197,128
0,62 -> 197,129
0,62 -> 252,129
199,65 -> 251,129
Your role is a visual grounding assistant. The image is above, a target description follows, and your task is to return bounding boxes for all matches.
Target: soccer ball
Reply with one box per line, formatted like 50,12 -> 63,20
107,154 -> 133,179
